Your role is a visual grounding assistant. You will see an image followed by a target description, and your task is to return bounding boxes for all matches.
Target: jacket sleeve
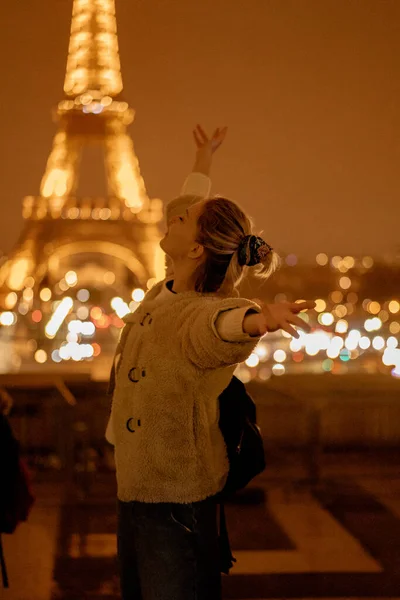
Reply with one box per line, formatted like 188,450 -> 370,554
165,172 -> 211,222
215,306 -> 260,342
177,297 -> 262,369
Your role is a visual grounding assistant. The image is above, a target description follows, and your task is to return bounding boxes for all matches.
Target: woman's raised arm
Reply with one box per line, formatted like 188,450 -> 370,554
192,124 -> 228,176
165,125 -> 228,222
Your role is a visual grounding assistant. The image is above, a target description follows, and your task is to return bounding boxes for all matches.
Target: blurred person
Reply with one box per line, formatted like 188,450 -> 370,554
0,391 -> 12,416
0,394 -> 35,589
106,125 -> 315,600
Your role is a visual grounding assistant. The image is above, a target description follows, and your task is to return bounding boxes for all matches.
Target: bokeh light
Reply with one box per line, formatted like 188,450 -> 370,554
319,312 -> 334,326
65,270 -> 78,286
40,288 -> 52,302
245,353 -> 260,367
314,299 -> 326,313
34,349 -> 47,364
339,276 -> 351,290
0,311 -> 16,326
272,363 -> 285,376
388,300 -> 400,314
273,349 -> 287,363
316,253 -> 328,266
77,289 -> 90,302
132,288 -> 145,302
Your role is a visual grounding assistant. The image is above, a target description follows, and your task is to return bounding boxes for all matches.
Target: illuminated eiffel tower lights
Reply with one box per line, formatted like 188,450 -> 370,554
0,0 -> 165,373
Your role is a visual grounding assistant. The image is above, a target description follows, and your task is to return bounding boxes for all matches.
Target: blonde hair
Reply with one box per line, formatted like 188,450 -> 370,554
193,197 -> 280,295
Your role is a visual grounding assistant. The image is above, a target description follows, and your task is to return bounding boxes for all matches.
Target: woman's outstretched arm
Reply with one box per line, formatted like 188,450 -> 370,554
243,300 -> 316,338
192,124 -> 227,176
166,124 -> 228,222
164,126 -> 227,277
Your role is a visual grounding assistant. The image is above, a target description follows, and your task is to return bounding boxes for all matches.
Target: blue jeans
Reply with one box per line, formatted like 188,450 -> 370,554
117,495 -> 222,600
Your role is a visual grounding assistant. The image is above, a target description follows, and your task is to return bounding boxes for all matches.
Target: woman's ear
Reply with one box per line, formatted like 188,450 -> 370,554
188,243 -> 205,260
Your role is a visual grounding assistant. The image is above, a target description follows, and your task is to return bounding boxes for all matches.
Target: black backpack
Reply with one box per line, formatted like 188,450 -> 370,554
0,414 -> 35,588
219,375 -> 266,496
217,375 -> 266,573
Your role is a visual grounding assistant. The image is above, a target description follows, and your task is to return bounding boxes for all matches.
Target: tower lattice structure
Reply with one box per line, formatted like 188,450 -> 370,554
0,0 -> 165,374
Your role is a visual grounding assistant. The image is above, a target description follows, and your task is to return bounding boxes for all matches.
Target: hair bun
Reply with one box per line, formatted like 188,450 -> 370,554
238,234 -> 273,266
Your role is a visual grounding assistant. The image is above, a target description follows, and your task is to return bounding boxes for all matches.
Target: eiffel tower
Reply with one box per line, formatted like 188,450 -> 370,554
0,0 -> 165,375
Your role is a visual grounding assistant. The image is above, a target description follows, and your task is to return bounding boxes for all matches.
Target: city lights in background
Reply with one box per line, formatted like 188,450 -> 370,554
0,0 -> 171,378
45,297 -> 74,338
0,264 -> 159,369
236,251 -> 400,381
0,251 -> 399,379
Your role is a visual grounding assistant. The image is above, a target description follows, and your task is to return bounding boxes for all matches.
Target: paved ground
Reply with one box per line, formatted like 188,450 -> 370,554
1,480 -> 63,600
2,455 -> 400,600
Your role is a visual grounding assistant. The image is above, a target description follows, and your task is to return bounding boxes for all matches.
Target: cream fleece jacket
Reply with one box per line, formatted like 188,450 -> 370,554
106,173 -> 262,504
106,279 -> 261,504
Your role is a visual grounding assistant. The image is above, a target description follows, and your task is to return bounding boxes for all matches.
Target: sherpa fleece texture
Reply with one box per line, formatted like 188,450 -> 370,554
106,279 -> 262,504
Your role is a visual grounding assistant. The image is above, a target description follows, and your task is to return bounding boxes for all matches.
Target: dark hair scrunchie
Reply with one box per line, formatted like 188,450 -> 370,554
237,234 -> 273,267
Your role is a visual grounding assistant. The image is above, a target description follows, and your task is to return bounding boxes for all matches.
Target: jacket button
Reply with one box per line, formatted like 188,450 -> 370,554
140,313 -> 152,326
128,367 -> 146,382
126,418 -> 141,433
128,367 -> 139,382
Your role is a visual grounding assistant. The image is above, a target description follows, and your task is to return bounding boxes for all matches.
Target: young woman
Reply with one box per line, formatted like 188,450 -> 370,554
106,126 -> 315,600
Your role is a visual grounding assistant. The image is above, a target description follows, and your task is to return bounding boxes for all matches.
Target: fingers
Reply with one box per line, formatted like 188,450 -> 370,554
291,300 -> 316,313
282,323 -> 300,339
193,125 -> 227,150
195,124 -> 208,144
213,126 -> 227,138
279,314 -> 311,339
211,128 -> 221,150
289,315 -> 312,333
193,129 -> 202,148
213,126 -> 228,145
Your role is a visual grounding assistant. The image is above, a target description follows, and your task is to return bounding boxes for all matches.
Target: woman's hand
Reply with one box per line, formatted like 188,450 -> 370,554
192,124 -> 228,175
243,300 -> 316,338
193,124 -> 228,153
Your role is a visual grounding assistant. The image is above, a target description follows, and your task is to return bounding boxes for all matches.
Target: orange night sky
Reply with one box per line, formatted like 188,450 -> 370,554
0,0 -> 399,260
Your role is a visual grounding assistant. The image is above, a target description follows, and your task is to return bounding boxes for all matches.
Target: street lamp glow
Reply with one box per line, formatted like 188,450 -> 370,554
319,312 -> 334,326
335,319 -> 348,334
0,312 -> 16,326
34,349 -> 47,364
40,288 -> 52,302
273,349 -> 287,363
387,337 -> 398,349
272,364 -> 285,376
255,344 -> 269,360
111,297 -> 130,318
65,270 -> 78,286
245,353 -> 260,367
132,288 -> 145,302
45,297 -> 73,338
372,336 -> 385,351
359,336 -> 371,350
389,300 -> 400,314
314,299 -> 326,313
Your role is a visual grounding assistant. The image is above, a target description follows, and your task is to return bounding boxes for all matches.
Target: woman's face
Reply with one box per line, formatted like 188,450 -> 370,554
160,199 -> 207,261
